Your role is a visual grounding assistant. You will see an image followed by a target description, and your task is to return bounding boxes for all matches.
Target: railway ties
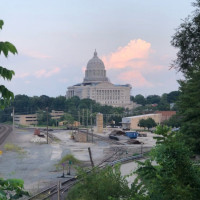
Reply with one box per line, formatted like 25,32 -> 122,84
0,124 -> 12,145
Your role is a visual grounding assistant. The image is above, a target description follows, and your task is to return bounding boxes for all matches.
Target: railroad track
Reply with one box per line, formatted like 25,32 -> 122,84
27,146 -> 146,200
0,124 -> 12,145
79,129 -> 125,145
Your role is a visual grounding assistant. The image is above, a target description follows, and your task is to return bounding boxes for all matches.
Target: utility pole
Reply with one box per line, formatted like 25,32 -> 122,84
12,107 -> 14,131
86,109 -> 88,127
90,105 -> 93,126
82,109 -> 84,127
78,110 -> 80,125
88,147 -> 94,168
46,107 -> 49,144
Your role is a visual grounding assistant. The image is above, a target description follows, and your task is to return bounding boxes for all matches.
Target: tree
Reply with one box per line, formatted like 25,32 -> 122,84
145,118 -> 157,130
146,95 -> 161,104
136,125 -> 200,200
138,118 -> 157,130
67,165 -> 146,200
0,20 -> 17,108
177,69 -> 200,153
0,178 -> 29,200
157,93 -> 170,111
138,119 -> 146,129
0,19 -> 29,199
162,114 -> 182,128
167,91 -> 180,103
134,95 -> 146,106
171,1 -> 200,153
171,0 -> 200,75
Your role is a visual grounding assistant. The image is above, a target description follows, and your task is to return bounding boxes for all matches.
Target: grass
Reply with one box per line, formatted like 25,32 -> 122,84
55,154 -> 81,170
58,154 -> 80,165
4,143 -> 26,155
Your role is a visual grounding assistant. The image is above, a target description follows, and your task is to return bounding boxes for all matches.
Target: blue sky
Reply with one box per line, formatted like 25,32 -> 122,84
0,0 -> 194,97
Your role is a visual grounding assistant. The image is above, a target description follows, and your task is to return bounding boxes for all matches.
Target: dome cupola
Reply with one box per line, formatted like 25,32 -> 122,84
83,50 -> 109,83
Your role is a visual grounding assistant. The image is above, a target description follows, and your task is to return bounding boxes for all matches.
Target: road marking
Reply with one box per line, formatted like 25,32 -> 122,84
50,144 -> 62,161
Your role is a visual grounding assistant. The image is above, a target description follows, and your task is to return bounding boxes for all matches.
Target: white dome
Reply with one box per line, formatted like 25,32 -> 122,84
83,50 -> 109,83
86,50 -> 105,69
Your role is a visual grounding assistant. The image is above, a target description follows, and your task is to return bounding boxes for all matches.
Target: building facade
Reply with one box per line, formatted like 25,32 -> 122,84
14,114 -> 38,126
66,50 -> 132,108
122,114 -> 162,130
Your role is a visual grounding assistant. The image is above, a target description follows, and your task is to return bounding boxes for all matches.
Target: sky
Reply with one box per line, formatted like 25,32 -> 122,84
0,0 -> 195,97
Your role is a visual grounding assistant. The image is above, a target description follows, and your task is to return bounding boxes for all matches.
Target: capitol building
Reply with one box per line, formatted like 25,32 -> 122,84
66,50 -> 133,108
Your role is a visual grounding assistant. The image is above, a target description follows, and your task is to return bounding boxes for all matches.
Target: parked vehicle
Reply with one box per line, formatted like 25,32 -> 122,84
109,135 -> 119,141
125,131 -> 138,139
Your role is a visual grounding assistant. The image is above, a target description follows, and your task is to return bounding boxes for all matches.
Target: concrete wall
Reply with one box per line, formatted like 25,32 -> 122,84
122,114 -> 162,130
14,114 -> 38,126
96,113 -> 103,133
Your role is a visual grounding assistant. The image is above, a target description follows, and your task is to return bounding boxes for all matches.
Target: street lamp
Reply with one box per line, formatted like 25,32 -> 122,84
46,107 -> 49,144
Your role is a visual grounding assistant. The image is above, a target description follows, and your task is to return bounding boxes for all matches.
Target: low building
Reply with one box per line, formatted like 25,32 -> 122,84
155,111 -> 176,122
14,114 -> 38,126
50,110 -> 64,120
122,113 -> 162,130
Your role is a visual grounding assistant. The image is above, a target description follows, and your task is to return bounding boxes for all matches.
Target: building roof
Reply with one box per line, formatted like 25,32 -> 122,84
123,113 -> 161,119
86,50 -> 105,70
155,111 -> 176,116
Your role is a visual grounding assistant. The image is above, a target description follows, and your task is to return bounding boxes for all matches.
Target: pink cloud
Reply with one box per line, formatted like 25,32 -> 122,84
118,70 -> 153,88
45,67 -> 60,77
15,72 -> 30,78
100,39 -> 166,88
102,39 -> 151,69
34,67 -> 60,78
22,51 -> 50,59
35,69 -> 46,78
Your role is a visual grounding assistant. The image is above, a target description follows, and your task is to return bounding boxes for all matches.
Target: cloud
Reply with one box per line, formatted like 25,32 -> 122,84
58,78 -> 68,83
102,39 -> 151,69
118,70 -> 153,88
101,39 -> 165,88
22,51 -> 50,59
15,72 -> 30,78
34,67 -> 60,78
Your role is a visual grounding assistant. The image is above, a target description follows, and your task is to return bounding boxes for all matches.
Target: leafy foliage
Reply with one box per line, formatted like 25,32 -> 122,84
67,165 -> 146,200
171,0 -> 200,74
0,178 -> 29,200
136,125 -> 200,200
0,20 -> 17,108
138,118 -> 157,130
177,68 -> 200,153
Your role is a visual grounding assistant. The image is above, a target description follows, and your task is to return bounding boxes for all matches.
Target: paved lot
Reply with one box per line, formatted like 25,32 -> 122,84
0,128 -> 156,192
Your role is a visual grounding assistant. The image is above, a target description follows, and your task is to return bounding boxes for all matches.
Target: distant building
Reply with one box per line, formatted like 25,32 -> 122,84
50,110 -> 64,120
122,113 -> 162,130
155,111 -> 176,122
66,50 -> 133,108
14,114 -> 38,126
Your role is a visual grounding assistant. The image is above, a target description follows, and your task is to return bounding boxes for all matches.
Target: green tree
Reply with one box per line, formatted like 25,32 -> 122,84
145,118 -> 157,130
138,119 -> 146,129
138,118 -> 157,130
134,95 -> 146,106
171,0 -> 200,74
0,20 -> 17,108
177,69 -> 200,153
171,1 -> 200,153
167,91 -> 180,103
0,178 -> 29,200
67,165 -> 146,200
162,114 -> 182,128
146,95 -> 161,104
0,19 -> 29,199
136,125 -> 200,200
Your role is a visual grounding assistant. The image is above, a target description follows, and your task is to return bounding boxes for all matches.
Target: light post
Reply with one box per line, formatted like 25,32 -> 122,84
46,107 -> 49,144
